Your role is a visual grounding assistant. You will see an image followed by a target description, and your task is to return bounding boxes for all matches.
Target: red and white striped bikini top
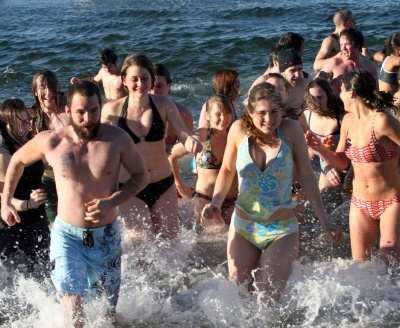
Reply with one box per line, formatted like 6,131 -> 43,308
345,114 -> 398,163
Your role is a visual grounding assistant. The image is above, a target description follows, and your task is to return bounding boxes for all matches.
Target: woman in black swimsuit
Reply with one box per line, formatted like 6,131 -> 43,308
101,53 -> 201,241
0,98 -> 50,273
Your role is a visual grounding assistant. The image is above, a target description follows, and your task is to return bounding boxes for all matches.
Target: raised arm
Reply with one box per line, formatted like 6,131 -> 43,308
70,70 -> 102,85
313,37 -> 336,71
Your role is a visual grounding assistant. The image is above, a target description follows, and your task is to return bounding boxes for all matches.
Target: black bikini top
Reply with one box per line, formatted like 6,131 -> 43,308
117,96 -> 165,144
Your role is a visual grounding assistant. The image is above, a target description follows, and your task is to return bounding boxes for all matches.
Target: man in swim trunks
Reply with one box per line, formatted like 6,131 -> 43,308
315,28 -> 377,96
70,48 -> 127,101
313,10 -> 373,71
1,81 -> 149,327
149,63 -> 193,153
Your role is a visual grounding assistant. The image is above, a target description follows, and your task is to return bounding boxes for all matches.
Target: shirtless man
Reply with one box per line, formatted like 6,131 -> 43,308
150,63 -> 193,153
1,81 -> 149,327
313,10 -> 372,71
315,28 -> 377,96
277,47 -> 309,109
278,32 -> 312,79
70,48 -> 127,101
248,33 -> 310,98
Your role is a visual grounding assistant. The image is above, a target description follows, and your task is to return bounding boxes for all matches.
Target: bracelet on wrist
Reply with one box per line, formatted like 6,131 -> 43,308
27,200 -> 32,210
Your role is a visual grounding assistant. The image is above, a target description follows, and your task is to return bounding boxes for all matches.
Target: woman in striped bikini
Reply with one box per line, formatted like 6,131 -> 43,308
306,69 -> 400,264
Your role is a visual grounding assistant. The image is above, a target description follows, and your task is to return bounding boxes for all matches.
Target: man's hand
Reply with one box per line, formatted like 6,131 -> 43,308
84,198 -> 112,223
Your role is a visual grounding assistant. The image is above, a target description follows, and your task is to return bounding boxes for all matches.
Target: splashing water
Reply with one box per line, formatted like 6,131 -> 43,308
2,199 -> 400,328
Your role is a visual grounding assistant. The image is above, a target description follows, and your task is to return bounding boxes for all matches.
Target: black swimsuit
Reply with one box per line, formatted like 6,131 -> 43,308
117,96 -> 165,143
331,33 -> 339,42
117,96 -> 173,207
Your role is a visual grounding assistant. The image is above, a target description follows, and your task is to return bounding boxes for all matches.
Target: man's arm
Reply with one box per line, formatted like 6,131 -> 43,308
313,37 -> 336,71
70,70 -> 103,85
162,96 -> 202,154
314,57 -> 337,81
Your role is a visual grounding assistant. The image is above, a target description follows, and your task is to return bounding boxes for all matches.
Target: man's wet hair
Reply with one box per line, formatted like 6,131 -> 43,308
154,63 -> 172,84
99,48 -> 118,66
340,28 -> 364,52
67,80 -> 102,109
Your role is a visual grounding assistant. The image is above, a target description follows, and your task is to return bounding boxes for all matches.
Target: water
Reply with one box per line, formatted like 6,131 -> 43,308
1,0 -> 400,327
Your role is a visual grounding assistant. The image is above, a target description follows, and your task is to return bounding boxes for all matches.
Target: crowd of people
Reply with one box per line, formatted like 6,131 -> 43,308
1,8 -> 400,327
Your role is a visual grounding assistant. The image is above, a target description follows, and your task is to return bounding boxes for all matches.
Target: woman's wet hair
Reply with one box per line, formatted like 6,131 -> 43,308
121,53 -> 156,89
343,69 -> 396,113
205,94 -> 232,116
304,78 -> 344,119
241,82 -> 283,146
0,98 -> 29,153
380,32 -> 400,58
212,69 -> 239,96
29,69 -> 61,135
31,69 -> 60,108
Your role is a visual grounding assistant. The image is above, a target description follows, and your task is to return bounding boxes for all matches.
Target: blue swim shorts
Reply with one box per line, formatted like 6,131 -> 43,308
232,212 -> 299,250
50,217 -> 121,312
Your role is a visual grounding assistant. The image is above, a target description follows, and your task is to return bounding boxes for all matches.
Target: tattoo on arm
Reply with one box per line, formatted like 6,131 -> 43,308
61,152 -> 75,171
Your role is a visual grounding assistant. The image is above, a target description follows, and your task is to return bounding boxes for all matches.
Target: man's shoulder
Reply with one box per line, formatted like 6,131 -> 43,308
173,100 -> 192,116
98,123 -> 130,140
31,127 -> 66,149
298,77 -> 309,88
360,57 -> 378,73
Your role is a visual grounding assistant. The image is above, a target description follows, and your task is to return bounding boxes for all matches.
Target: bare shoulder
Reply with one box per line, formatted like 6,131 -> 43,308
339,112 -> 352,129
322,57 -> 343,71
376,111 -> 399,129
298,77 -> 309,89
99,123 -> 129,139
229,120 -> 247,141
251,75 -> 266,89
361,57 -> 378,74
321,35 -> 336,48
101,97 -> 125,123
31,128 -> 65,150
281,118 -> 302,136
174,100 -> 192,117
151,94 -> 176,111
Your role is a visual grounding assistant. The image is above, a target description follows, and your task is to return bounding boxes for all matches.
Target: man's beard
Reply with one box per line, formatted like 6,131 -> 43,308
71,120 -> 101,141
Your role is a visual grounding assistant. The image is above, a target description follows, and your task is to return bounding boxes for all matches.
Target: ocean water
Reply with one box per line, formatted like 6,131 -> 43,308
1,0 -> 400,327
